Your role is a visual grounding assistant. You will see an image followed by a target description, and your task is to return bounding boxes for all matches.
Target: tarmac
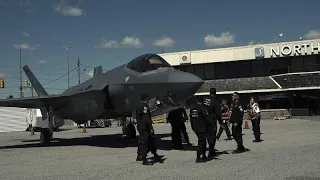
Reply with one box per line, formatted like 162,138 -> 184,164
1,118 -> 320,180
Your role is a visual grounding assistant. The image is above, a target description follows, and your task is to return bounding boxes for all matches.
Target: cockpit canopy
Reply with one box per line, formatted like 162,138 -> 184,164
126,54 -> 171,73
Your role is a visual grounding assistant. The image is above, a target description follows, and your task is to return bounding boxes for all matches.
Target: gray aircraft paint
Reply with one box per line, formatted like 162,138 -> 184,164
0,54 -> 203,124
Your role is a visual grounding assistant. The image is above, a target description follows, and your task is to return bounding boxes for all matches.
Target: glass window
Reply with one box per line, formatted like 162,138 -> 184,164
204,63 -> 215,80
126,55 -> 145,72
251,59 -> 263,77
127,54 -> 171,72
141,55 -> 171,72
240,60 -> 252,77
290,57 -> 304,73
194,64 -> 205,79
304,55 -> 316,65
185,65 -> 194,74
215,62 -> 227,79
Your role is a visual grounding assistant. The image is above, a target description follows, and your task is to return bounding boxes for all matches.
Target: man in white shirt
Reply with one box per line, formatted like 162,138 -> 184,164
247,97 -> 262,142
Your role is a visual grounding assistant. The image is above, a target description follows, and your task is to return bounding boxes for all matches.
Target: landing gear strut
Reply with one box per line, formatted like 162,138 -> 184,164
40,106 -> 54,146
121,117 -> 136,139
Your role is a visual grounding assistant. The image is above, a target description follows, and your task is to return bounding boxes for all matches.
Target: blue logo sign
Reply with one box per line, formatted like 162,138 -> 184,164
254,47 -> 264,58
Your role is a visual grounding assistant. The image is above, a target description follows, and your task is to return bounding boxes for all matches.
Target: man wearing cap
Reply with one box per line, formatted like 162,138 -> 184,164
202,88 -> 223,158
136,93 -> 162,165
229,92 -> 248,153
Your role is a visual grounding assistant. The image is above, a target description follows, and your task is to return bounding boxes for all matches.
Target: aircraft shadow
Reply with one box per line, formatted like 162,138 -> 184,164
0,133 -> 228,157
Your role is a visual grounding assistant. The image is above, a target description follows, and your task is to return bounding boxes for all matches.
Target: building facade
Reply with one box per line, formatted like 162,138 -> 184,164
158,39 -> 320,115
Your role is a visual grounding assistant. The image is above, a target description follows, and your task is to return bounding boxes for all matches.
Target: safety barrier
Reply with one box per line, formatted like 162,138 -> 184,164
152,115 -> 165,124
270,109 -> 291,120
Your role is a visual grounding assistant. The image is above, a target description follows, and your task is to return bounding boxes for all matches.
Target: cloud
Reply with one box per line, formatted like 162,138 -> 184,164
303,30 -> 320,40
247,41 -> 262,45
248,41 -> 256,45
39,60 -> 47,64
0,73 -> 7,78
53,3 -> 85,17
153,36 -> 175,48
96,36 -> 142,49
204,32 -> 235,47
13,43 -> 39,51
97,38 -> 119,48
22,31 -> 30,37
121,36 -> 142,48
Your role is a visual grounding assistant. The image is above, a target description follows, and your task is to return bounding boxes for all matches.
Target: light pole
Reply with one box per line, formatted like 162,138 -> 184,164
65,42 -> 72,88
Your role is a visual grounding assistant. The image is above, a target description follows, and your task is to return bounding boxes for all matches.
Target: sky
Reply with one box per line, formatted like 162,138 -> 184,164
0,0 -> 319,98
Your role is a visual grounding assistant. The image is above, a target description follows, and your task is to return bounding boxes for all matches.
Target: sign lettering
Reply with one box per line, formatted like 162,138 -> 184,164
270,42 -> 320,57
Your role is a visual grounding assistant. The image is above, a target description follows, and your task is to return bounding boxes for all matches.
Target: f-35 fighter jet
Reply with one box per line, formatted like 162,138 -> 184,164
0,53 -> 204,146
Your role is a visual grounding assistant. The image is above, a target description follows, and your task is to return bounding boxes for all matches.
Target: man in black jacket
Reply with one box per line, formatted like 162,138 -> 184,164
229,92 -> 248,154
190,96 -> 210,163
202,88 -> 224,158
136,93 -> 162,165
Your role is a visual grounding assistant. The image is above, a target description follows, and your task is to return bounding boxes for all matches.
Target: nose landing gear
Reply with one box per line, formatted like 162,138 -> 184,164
40,106 -> 54,146
120,117 -> 136,139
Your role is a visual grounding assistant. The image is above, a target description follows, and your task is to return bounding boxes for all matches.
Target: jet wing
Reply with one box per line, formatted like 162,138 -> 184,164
0,94 -> 70,109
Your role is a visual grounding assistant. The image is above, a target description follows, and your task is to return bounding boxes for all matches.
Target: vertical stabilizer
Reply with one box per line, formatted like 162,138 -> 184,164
93,66 -> 103,78
23,65 -> 48,96
22,65 -> 48,117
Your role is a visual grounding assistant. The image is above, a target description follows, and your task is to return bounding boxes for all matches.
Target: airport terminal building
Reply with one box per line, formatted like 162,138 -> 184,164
158,39 -> 320,115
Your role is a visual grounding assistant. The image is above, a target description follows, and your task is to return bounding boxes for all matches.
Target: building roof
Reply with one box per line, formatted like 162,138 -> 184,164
158,39 -> 320,66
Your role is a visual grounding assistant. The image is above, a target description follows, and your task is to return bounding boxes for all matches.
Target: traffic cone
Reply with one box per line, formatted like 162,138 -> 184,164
244,120 -> 250,129
82,123 -> 87,133
30,127 -> 35,135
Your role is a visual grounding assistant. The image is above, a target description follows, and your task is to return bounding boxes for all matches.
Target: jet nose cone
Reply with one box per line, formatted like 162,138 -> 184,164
169,70 -> 204,84
168,71 -> 204,102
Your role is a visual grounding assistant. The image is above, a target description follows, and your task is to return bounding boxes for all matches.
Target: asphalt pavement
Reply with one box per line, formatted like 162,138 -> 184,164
1,118 -> 320,180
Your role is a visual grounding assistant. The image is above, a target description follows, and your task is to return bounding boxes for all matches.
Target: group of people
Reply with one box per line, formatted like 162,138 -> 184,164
134,88 -> 262,165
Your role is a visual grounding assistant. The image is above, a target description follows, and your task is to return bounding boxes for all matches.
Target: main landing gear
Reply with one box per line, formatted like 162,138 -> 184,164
40,106 -> 54,146
121,117 -> 136,139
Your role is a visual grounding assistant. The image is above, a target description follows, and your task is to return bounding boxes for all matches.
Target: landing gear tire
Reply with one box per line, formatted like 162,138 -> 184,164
40,129 -> 51,146
125,123 -> 136,139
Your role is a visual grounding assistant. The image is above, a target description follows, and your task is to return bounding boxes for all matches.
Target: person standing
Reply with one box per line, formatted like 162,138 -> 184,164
203,88 -> 223,158
179,107 -> 192,146
247,97 -> 262,142
189,96 -> 209,163
216,100 -> 232,140
229,92 -> 248,154
136,93 -> 162,165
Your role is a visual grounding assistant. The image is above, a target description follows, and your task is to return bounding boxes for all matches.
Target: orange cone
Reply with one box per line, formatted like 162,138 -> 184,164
244,120 -> 250,129
82,123 -> 87,133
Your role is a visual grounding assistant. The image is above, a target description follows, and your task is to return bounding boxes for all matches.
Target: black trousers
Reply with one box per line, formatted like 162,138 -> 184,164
251,117 -> 261,141
206,121 -> 217,154
180,121 -> 190,143
170,122 -> 183,148
231,121 -> 244,148
216,121 -> 232,139
196,132 -> 207,157
137,130 -> 157,158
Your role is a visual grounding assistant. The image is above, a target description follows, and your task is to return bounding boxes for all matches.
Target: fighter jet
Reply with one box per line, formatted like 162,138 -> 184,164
0,53 -> 203,146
